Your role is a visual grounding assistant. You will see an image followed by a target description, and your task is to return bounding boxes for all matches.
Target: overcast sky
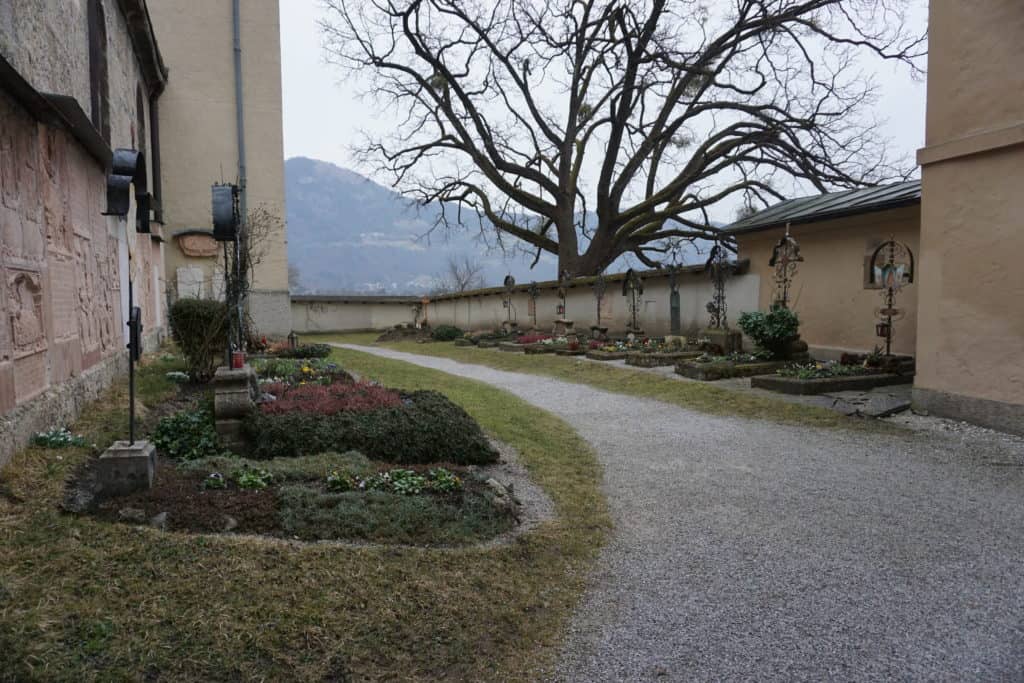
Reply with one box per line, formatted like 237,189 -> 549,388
280,0 -> 929,223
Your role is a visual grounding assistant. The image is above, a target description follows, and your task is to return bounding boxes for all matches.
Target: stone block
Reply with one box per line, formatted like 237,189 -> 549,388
552,319 -> 574,336
95,440 -> 156,497
700,328 -> 742,354
213,364 -> 256,420
215,418 -> 247,454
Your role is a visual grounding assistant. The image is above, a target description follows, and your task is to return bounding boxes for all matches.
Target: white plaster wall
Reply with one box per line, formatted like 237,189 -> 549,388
289,271 -> 760,337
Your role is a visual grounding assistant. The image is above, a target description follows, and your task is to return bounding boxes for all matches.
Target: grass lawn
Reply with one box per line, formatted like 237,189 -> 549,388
0,346 -> 607,681
316,333 -> 893,432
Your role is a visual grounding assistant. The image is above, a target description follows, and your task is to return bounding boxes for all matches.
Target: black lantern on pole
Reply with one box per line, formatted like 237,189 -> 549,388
288,331 -> 299,350
103,148 -> 148,444
212,183 -> 242,365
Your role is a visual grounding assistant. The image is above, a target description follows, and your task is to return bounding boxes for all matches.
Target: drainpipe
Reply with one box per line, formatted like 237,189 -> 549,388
232,0 -> 247,214
232,0 -> 247,351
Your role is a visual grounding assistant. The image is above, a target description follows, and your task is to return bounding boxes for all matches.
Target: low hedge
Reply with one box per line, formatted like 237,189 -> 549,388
243,390 -> 498,465
432,325 -> 464,341
272,343 -> 332,359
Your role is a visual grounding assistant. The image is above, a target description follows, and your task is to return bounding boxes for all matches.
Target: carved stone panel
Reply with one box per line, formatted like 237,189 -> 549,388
177,233 -> 219,258
8,269 -> 45,358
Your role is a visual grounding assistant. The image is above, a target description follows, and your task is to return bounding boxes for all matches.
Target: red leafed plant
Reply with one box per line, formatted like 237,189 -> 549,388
588,340 -> 602,349
517,334 -> 551,344
260,381 -> 403,415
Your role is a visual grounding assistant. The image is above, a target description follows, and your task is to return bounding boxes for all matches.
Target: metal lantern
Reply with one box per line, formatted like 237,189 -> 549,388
875,321 -> 891,339
287,331 -> 299,349
212,183 -> 241,242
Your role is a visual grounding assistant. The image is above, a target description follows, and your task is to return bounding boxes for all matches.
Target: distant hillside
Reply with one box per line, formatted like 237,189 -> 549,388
284,156 -> 710,294
285,157 -> 559,294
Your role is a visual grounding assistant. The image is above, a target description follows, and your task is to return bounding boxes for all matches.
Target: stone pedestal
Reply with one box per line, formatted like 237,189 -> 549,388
701,327 -> 742,355
785,337 -> 811,362
213,365 -> 257,453
553,319 -> 574,336
96,440 -> 156,497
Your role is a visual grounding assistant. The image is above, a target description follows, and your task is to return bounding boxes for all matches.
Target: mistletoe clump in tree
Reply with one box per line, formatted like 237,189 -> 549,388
323,0 -> 923,276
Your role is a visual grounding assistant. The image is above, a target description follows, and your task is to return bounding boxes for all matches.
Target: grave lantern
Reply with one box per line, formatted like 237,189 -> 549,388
288,331 -> 299,349
102,148 -> 148,443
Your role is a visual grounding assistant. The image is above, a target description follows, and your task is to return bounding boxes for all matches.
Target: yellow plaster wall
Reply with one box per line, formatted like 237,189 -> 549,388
148,0 -> 289,333
915,1 -> 1024,419
736,206 -> 921,358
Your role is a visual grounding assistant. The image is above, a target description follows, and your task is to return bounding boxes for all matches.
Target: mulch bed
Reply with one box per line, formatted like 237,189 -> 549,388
675,360 -> 791,381
625,351 -> 702,367
93,457 -> 279,534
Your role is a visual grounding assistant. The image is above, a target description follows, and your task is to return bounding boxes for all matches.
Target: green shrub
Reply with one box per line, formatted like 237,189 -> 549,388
153,408 -> 231,461
234,466 -> 274,489
272,343 -> 332,359
168,298 -> 228,382
432,325 -> 463,341
243,390 -> 498,465
276,486 -> 514,544
737,307 -> 800,359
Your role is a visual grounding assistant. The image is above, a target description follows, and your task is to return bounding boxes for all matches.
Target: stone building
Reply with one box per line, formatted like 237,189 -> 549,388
0,0 -> 168,466
148,0 -> 291,336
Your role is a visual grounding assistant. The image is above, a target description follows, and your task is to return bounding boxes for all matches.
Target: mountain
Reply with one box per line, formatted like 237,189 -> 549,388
284,156 -> 712,294
285,157 -> 559,294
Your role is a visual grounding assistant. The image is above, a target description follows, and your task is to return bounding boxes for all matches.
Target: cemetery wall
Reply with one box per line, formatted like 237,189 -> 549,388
291,296 -> 421,334
736,205 -> 920,359
290,265 -> 761,339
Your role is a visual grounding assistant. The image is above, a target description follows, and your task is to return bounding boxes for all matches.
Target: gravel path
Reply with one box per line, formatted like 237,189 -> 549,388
337,344 -> 1024,681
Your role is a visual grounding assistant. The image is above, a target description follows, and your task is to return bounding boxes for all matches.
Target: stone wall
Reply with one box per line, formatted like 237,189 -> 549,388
0,0 -> 168,466
290,265 -> 761,338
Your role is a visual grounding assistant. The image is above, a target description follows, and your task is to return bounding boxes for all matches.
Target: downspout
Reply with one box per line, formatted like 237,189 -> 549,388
232,0 -> 247,350
233,0 -> 247,213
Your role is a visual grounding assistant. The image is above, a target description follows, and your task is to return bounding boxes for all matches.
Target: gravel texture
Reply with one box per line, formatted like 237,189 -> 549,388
476,437 -> 557,545
337,344 -> 1024,681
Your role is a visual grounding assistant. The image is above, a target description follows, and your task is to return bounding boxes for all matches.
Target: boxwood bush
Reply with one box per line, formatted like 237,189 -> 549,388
243,390 -> 498,465
737,307 -> 800,359
272,343 -> 332,359
431,325 -> 463,341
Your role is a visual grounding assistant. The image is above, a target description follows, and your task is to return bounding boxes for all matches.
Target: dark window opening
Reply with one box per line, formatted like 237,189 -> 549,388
87,0 -> 110,143
148,95 -> 162,222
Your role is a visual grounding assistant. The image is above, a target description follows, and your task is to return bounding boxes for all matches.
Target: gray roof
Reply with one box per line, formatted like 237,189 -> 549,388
724,180 -> 921,235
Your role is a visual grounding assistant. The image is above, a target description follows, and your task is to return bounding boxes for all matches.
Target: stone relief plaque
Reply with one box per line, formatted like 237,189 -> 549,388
177,232 -> 219,258
8,269 -> 45,356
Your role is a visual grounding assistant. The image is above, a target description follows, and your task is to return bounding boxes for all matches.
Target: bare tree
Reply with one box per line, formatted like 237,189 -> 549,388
322,0 -> 924,275
434,254 -> 487,293
225,205 -> 284,345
